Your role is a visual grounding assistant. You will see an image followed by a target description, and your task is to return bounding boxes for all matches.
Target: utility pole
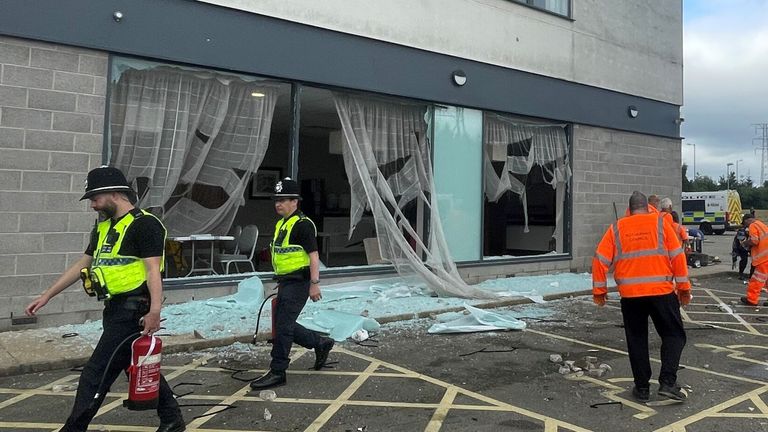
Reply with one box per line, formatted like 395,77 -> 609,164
753,123 -> 768,185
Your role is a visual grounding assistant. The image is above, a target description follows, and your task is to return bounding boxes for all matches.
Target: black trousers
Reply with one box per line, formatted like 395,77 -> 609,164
60,297 -> 180,431
270,279 -> 321,371
620,292 -> 687,390
737,251 -> 752,277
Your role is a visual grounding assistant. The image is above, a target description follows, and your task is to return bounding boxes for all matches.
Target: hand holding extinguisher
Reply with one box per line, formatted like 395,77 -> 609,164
140,309 -> 161,335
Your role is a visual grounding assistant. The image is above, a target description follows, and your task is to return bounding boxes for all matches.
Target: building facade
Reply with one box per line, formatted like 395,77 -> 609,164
0,0 -> 683,329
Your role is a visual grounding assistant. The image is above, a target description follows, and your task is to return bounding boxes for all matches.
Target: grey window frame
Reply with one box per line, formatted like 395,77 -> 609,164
510,0 -> 572,19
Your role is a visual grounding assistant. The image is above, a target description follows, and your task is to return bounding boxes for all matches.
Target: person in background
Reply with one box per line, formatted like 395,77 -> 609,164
593,191 -> 691,402
250,177 -> 335,390
659,197 -> 674,214
670,211 -> 689,246
732,227 -> 752,280
739,214 -> 768,306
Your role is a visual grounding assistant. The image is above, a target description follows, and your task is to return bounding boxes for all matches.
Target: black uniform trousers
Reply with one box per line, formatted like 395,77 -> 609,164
60,296 -> 180,432
270,279 -> 321,371
620,292 -> 687,390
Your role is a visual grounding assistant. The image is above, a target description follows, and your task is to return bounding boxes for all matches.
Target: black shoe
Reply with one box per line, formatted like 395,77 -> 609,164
314,337 -> 335,370
157,417 -> 185,432
250,369 -> 286,390
632,386 -> 650,402
740,296 -> 759,306
658,383 -> 688,401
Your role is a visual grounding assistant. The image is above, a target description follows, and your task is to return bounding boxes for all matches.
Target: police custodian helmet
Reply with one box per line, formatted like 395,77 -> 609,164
80,166 -> 137,203
273,177 -> 302,200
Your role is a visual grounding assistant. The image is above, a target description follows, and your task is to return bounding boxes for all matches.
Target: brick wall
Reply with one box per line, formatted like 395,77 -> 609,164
0,36 -> 108,329
570,124 -> 683,271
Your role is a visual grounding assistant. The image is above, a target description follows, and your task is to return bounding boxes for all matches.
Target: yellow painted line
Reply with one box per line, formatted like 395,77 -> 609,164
424,386 -> 458,432
304,361 -> 381,432
694,343 -> 768,367
704,289 -> 760,335
336,348 -> 591,432
191,365 -> 419,378
750,393 -> 768,414
574,376 -> 656,419
0,374 -> 79,410
526,328 -> 767,385
652,384 -> 768,432
0,423 -> 79,430
187,349 -> 308,430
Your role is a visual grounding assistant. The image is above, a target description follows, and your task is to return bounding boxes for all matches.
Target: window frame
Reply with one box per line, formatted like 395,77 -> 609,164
509,0 -> 572,19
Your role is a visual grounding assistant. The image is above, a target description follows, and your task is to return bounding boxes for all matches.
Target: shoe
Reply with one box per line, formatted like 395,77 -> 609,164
632,386 -> 650,402
740,296 -> 759,306
658,383 -> 688,401
314,337 -> 335,370
249,369 -> 286,390
157,417 -> 185,432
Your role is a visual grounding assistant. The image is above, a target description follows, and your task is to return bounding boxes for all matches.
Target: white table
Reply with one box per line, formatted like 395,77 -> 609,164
168,234 -> 235,277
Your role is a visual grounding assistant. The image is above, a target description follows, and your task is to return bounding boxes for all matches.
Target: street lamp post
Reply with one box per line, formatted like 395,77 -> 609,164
736,159 -> 744,183
727,162 -> 734,190
686,142 -> 696,179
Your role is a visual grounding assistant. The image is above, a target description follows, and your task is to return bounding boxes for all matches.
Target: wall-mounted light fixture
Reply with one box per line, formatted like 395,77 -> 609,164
452,70 -> 467,86
627,105 -> 639,118
113,11 -> 124,22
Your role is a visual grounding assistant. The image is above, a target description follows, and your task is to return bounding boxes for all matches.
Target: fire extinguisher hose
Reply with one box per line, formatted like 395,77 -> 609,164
92,331 -> 141,401
252,293 -> 276,345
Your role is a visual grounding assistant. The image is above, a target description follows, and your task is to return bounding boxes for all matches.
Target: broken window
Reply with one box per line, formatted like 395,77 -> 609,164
482,113 -> 571,258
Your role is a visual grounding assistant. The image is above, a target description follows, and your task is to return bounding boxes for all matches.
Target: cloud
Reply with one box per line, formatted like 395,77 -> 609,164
682,0 -> 768,183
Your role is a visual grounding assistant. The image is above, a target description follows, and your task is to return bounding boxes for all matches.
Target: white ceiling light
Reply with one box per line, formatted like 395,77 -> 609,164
251,91 -> 265,98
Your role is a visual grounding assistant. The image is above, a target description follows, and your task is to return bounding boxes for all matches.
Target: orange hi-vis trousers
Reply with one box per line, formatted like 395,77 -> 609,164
746,262 -> 768,304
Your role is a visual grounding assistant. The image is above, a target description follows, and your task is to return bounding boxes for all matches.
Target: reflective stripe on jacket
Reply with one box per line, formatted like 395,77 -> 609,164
592,212 -> 691,298
92,209 -> 166,296
748,220 -> 768,266
271,214 -> 316,275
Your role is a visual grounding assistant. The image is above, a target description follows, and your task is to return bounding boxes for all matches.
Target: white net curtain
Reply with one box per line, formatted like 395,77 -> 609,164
109,66 -> 278,235
334,93 -> 493,298
483,113 -> 570,247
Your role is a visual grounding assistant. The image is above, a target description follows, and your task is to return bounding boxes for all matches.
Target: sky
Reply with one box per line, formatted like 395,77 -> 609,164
682,0 -> 768,184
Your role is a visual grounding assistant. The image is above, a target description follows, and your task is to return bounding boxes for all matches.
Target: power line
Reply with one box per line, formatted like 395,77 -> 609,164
753,123 -> 768,185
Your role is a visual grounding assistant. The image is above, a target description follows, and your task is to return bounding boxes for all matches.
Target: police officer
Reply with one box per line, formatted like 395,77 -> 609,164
250,177 -> 334,390
24,166 -> 185,432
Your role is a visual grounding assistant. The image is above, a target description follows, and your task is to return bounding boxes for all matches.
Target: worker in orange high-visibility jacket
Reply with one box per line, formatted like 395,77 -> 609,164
670,211 -> 689,246
740,214 -> 768,306
623,194 -> 674,227
593,191 -> 691,403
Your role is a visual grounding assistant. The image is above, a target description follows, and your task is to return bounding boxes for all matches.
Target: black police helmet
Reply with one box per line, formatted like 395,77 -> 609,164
80,166 -> 137,203
273,177 -> 302,200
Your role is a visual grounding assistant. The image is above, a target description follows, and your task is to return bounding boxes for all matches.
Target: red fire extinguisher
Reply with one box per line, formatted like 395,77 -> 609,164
124,334 -> 162,410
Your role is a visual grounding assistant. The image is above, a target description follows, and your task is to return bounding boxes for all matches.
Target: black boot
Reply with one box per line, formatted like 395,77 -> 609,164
250,369 -> 286,390
314,337 -> 335,370
157,416 -> 185,432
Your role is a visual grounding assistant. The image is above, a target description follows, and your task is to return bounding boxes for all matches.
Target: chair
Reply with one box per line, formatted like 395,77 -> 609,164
220,225 -> 242,255
215,225 -> 259,274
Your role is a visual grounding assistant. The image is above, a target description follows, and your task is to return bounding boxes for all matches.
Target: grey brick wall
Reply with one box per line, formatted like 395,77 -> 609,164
0,36 -> 107,330
570,124 -> 682,271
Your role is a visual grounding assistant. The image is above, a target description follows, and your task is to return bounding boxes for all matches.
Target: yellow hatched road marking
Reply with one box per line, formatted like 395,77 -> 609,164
303,361 -> 381,432
424,386 -> 458,432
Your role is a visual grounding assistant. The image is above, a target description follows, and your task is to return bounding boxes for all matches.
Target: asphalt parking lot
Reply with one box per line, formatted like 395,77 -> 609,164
0,270 -> 766,432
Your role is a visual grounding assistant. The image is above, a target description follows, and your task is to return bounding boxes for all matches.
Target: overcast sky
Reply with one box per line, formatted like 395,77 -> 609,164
682,0 -> 768,184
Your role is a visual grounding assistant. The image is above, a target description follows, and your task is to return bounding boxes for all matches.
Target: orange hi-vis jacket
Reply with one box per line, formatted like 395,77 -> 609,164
673,222 -> 689,243
748,220 -> 768,266
624,205 -> 674,227
593,212 -> 691,298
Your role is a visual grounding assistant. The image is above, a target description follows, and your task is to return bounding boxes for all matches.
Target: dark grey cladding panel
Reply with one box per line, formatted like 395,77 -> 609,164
0,0 -> 680,138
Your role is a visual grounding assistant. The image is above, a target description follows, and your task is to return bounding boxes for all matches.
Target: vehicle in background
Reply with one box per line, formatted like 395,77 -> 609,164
681,190 -> 741,234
